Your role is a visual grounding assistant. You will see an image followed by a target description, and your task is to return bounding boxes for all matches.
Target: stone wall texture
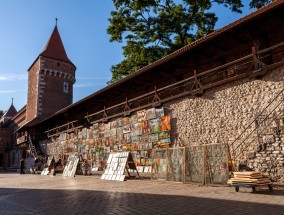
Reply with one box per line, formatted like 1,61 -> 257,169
164,67 -> 284,181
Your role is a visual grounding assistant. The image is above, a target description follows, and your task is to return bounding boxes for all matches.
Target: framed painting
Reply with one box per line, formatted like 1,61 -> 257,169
146,108 -> 156,120
141,120 -> 150,135
137,109 -> 147,122
160,116 -> 171,131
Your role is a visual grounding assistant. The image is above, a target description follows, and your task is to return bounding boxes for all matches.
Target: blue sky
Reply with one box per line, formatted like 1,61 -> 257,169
0,0 -> 254,112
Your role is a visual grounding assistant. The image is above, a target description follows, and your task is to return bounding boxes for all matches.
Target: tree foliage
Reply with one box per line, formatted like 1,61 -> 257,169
107,0 -> 273,83
0,110 -> 4,117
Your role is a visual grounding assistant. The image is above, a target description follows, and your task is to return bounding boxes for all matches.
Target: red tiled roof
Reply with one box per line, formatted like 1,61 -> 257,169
40,26 -> 73,65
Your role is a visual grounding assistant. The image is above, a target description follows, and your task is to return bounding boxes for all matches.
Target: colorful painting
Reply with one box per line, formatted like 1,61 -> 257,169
123,124 -> 131,133
138,143 -> 146,150
122,117 -> 130,125
156,107 -> 165,118
160,138 -> 171,144
115,118 -> 122,127
99,123 -> 105,131
93,129 -> 99,137
148,133 -> 159,142
160,116 -> 171,131
150,119 -> 159,133
137,109 -> 147,122
158,131 -> 171,140
110,120 -> 117,128
93,123 -> 99,130
105,122 -> 111,130
139,135 -> 148,143
146,108 -> 156,120
141,120 -> 150,135
146,142 -> 153,150
109,128 -> 117,136
109,136 -> 117,145
130,114 -> 138,124
116,127 -> 123,135
123,133 -> 131,143
117,133 -> 123,144
99,131 -> 105,138
131,123 -> 141,136
131,136 -> 140,144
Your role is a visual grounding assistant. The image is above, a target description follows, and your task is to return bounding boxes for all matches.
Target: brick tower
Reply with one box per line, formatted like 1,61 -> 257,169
26,25 -> 76,122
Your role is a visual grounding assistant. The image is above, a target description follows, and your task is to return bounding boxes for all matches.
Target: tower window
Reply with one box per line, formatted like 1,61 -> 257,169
63,82 -> 68,93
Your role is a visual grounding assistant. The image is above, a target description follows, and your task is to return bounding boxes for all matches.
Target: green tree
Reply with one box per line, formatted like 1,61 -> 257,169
107,0 -> 272,83
0,110 -> 4,117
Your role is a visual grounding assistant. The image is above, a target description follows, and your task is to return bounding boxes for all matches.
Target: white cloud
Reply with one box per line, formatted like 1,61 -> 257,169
0,74 -> 27,81
74,83 -> 107,88
0,89 -> 26,94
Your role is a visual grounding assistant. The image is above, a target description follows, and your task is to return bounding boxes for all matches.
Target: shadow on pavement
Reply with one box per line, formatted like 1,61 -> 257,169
0,187 -> 283,215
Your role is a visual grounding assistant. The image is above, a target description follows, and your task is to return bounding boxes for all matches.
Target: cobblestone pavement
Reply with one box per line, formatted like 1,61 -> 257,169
0,172 -> 283,215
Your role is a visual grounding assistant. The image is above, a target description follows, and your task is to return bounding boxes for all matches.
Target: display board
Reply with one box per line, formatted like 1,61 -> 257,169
62,154 -> 79,177
101,152 -> 139,181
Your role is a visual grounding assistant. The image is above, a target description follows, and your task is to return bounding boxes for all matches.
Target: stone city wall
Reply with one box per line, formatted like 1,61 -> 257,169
164,67 -> 284,181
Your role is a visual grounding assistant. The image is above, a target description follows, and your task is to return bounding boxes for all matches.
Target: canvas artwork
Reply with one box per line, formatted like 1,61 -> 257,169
130,114 -> 138,124
148,133 -> 159,142
137,109 -> 147,122
138,143 -> 146,150
160,116 -> 171,131
123,133 -> 132,143
131,123 -> 141,136
147,142 -> 153,150
116,118 -> 123,127
140,157 -> 146,166
109,128 -> 117,136
93,123 -> 99,130
140,135 -> 149,143
109,136 -> 117,145
110,120 -> 117,129
104,129 -> 110,137
77,131 -> 82,139
87,129 -> 93,139
99,131 -> 105,138
140,150 -> 148,157
105,122 -> 111,130
146,108 -> 156,120
117,133 -> 123,144
156,107 -> 165,118
158,131 -> 171,140
92,129 -> 99,138
116,127 -> 123,135
141,120 -> 150,135
122,117 -> 130,125
99,123 -> 105,131
131,135 -> 140,144
123,124 -> 131,134
160,138 -> 171,144
150,119 -> 160,133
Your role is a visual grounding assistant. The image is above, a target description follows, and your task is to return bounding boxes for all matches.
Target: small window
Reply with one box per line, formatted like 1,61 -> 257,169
63,82 -> 68,93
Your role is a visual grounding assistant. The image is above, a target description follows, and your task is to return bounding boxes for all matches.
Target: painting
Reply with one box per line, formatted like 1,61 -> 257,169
150,119 -> 159,133
139,135 -> 149,143
117,133 -> 123,144
141,120 -> 150,135
110,120 -> 117,128
122,117 -> 130,125
131,122 -> 141,136
158,131 -> 171,140
105,122 -> 111,130
131,136 -> 140,144
148,133 -> 159,142
123,124 -> 131,133
160,116 -> 171,131
156,107 -> 165,118
93,123 -> 99,130
146,108 -> 156,120
116,118 -> 123,127
109,128 -> 117,137
98,131 -> 105,138
99,123 -> 105,131
130,114 -> 138,124
137,109 -> 147,122
109,136 -> 117,145
123,133 -> 131,143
